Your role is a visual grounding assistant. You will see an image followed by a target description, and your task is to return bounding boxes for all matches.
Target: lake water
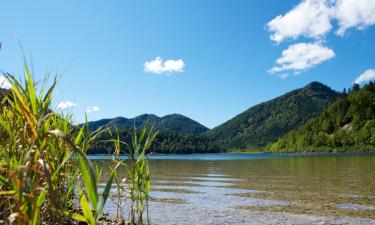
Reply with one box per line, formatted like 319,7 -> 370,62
92,153 -> 375,225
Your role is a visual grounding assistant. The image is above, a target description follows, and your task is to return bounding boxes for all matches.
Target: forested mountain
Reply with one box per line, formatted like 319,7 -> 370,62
89,128 -> 221,154
86,113 -> 209,135
206,82 -> 342,150
87,114 -> 219,154
268,82 -> 375,152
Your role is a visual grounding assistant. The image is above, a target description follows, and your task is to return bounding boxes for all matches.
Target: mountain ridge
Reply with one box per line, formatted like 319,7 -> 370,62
86,113 -> 209,135
206,81 -> 342,149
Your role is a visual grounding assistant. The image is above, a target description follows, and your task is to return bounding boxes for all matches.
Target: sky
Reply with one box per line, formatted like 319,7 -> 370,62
0,0 -> 374,128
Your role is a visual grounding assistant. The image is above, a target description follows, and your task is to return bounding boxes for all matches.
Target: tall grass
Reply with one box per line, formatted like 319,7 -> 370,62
0,62 -> 156,224
123,124 -> 157,224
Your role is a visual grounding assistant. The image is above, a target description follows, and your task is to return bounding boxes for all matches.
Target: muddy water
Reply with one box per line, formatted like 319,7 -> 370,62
93,153 -> 375,224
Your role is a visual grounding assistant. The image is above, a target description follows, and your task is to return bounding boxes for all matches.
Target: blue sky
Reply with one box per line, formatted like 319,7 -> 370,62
0,0 -> 374,128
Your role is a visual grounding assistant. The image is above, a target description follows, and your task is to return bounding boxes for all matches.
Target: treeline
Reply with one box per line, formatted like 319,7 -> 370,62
89,128 -> 221,154
268,81 -> 375,152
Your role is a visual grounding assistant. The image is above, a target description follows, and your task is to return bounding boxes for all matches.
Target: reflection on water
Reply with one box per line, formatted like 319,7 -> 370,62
94,154 -> 375,224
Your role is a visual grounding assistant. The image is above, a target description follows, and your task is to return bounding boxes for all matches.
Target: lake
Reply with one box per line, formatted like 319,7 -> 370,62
92,153 -> 375,225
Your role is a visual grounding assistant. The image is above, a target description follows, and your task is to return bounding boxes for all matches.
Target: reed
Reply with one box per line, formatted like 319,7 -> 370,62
0,61 -> 156,224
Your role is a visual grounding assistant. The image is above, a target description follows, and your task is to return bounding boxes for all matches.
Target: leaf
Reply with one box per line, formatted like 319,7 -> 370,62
52,151 -> 74,181
0,190 -> 15,195
63,211 -> 87,223
32,191 -> 46,225
78,186 -> 95,225
77,155 -> 98,210
96,168 -> 114,220
74,127 -> 84,145
24,64 -> 37,114
0,175 -> 9,186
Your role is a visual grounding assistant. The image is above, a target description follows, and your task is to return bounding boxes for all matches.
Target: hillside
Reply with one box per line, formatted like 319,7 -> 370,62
90,128 -> 220,154
87,113 -> 209,135
206,82 -> 342,150
268,82 -> 375,152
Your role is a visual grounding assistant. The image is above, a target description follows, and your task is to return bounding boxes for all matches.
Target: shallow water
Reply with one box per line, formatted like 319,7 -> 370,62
92,153 -> 375,224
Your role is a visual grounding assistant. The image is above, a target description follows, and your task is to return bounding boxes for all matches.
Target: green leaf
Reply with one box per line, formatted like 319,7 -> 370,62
78,186 -> 95,225
77,155 -> 98,210
64,211 -> 87,223
32,191 -> 46,225
0,190 -> 15,195
96,167 -> 115,220
24,64 -> 37,114
74,127 -> 84,145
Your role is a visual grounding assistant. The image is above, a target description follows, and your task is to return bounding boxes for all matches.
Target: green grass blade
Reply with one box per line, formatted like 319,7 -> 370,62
78,186 -> 95,225
32,191 -> 46,225
77,155 -> 98,210
96,168 -> 115,220
24,64 -> 37,114
74,127 -> 84,145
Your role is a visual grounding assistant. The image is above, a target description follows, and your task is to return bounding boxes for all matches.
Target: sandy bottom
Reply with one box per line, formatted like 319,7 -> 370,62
147,204 -> 375,225
104,181 -> 375,225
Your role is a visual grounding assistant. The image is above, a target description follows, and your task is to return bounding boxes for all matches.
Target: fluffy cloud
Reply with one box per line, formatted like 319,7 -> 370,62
335,0 -> 375,35
267,0 -> 332,43
0,76 -> 11,89
267,0 -> 375,43
86,106 -> 100,113
354,69 -> 375,84
144,57 -> 185,74
56,101 -> 76,110
269,42 -> 335,76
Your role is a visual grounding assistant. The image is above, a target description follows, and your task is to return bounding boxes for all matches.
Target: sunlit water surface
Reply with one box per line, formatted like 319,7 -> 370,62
92,153 -> 375,225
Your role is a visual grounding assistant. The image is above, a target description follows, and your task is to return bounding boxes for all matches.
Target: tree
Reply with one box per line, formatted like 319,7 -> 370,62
352,83 -> 360,92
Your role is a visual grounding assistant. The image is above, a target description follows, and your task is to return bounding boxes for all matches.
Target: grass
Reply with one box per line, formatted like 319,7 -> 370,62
0,62 -> 156,224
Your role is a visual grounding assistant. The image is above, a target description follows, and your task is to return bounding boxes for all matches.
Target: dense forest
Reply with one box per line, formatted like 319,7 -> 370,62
89,128 -> 220,154
268,82 -> 375,152
206,82 -> 341,150
86,113 -> 209,135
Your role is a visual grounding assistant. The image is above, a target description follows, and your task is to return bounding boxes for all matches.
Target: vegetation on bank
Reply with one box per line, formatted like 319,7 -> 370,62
0,64 -> 156,224
89,129 -> 221,154
206,82 -> 341,150
268,82 -> 375,152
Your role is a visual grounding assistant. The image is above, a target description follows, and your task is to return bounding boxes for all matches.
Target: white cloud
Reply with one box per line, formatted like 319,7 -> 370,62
0,76 -> 11,89
56,101 -> 76,110
269,42 -> 335,75
267,0 -> 375,43
279,74 -> 289,79
144,57 -> 185,74
335,0 -> 375,35
267,0 -> 332,43
354,69 -> 375,84
86,106 -> 100,113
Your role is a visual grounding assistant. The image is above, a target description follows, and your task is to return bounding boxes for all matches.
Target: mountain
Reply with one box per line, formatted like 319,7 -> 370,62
86,113 -> 209,135
90,128 -> 221,154
268,81 -> 375,152
206,81 -> 342,150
